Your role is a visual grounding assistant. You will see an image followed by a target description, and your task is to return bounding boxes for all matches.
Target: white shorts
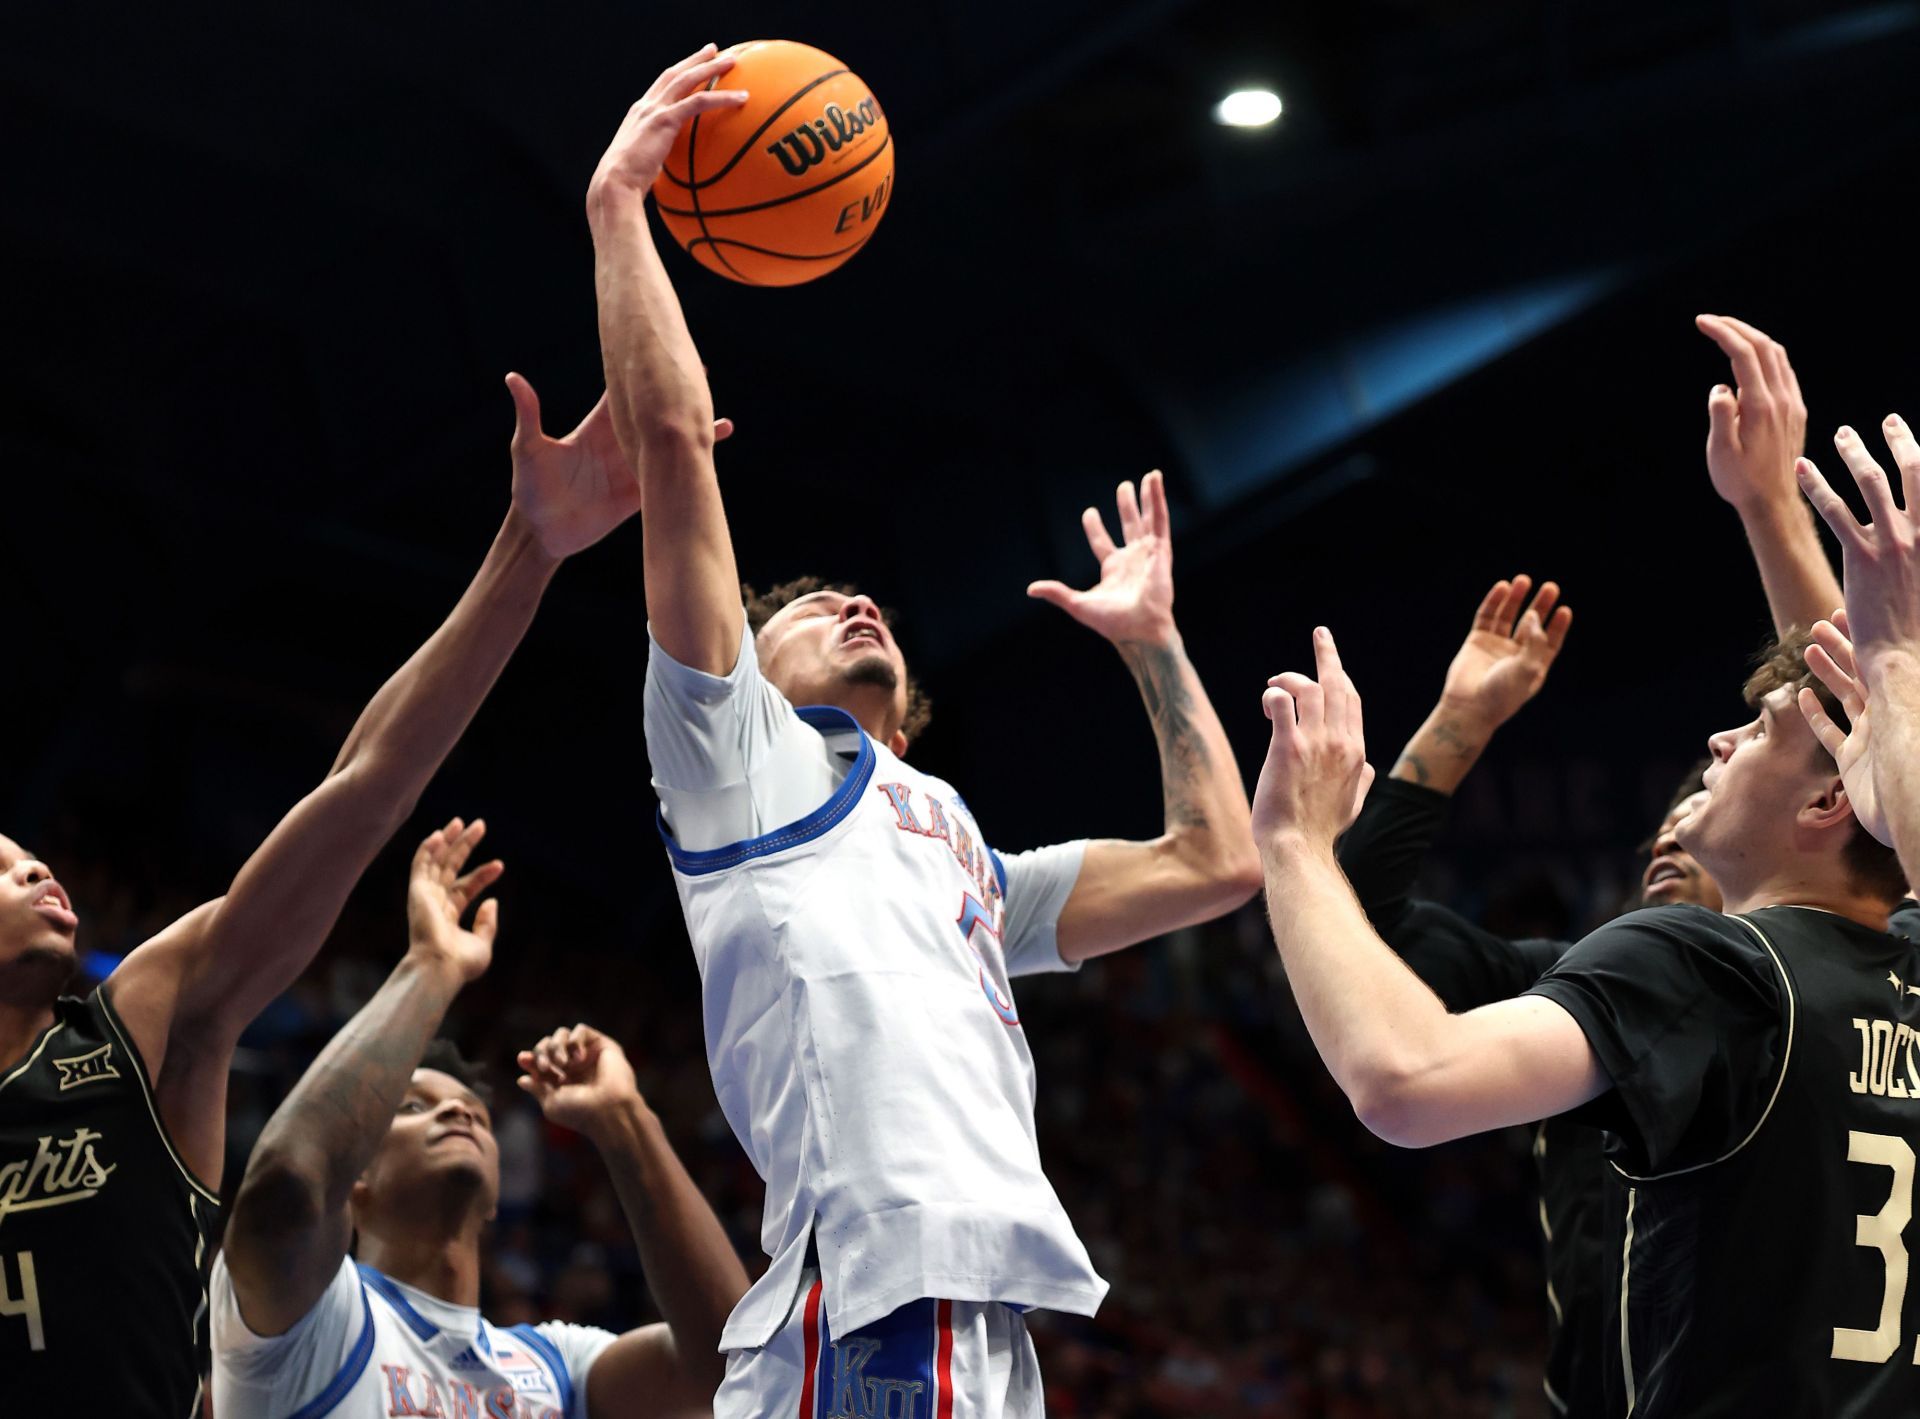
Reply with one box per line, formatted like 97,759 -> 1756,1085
715,1268 -> 1043,1419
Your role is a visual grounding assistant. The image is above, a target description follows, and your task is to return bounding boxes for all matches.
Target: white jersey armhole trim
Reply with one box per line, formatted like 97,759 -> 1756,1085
95,987 -> 222,1204
1619,1185 -> 1638,1415
1607,912 -> 1796,1183
283,1278 -> 377,1419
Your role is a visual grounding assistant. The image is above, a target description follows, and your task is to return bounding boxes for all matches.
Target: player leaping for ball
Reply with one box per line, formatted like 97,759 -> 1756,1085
586,44 -> 1264,1418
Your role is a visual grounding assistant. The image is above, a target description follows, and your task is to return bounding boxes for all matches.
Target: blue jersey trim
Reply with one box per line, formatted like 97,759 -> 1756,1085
657,706 -> 876,876
284,1281 -> 375,1419
988,848 -> 1008,895
508,1323 -> 577,1418
356,1264 -> 438,1342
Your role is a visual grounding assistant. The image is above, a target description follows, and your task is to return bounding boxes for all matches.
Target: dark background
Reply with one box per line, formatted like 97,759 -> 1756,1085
6,2 -> 1919,1413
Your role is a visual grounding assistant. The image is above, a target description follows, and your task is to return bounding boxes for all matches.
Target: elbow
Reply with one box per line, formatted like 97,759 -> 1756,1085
1163,835 -> 1265,918
635,411 -> 716,461
1223,849 -> 1266,908
232,1147 -> 332,1241
1347,1065 -> 1448,1150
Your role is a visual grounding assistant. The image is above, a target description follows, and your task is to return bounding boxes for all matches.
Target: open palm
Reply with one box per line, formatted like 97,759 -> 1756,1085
1439,576 -> 1573,728
406,817 -> 503,984
1801,613 -> 1893,847
1028,470 -> 1177,645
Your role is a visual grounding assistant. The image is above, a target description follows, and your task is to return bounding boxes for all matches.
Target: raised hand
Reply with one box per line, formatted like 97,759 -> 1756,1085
1798,610 -> 1891,848
1698,315 -> 1808,512
1438,574 -> 1572,729
505,374 -> 732,561
1028,470 -> 1177,647
516,1024 -> 641,1137
1252,628 -> 1376,851
1797,418 -> 1920,669
588,44 -> 750,203
405,818 -> 503,984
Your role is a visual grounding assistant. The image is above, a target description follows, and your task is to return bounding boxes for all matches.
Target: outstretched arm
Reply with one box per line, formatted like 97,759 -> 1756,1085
106,385 -> 641,1186
518,1025 -> 749,1419
1390,574 -> 1571,794
588,45 -> 751,676
1253,629 -> 1607,1147
1027,471 -> 1263,961
1797,418 -> 1920,880
1697,314 -> 1842,635
221,823 -> 500,1337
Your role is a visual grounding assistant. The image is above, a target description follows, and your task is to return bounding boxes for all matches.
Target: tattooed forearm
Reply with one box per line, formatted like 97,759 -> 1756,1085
1118,638 -> 1213,831
246,954 -> 464,1213
1389,710 -> 1493,795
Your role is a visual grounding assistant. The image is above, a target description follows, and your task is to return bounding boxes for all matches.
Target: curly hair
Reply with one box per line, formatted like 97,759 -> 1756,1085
1744,630 -> 1907,904
418,1038 -> 493,1110
742,577 -> 932,743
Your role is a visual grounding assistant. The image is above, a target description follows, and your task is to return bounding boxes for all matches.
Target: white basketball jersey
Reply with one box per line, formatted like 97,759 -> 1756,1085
663,706 -> 1108,1348
211,1253 -> 613,1419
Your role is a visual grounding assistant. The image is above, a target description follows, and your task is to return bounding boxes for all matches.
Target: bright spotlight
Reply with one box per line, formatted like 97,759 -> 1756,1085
1213,89 -> 1283,127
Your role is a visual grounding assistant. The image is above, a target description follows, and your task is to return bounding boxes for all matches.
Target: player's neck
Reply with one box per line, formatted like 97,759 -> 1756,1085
1718,875 -> 1892,931
0,991 -> 58,1071
356,1215 -> 486,1309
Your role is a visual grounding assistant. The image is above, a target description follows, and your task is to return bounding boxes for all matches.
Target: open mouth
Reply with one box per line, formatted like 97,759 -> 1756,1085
1643,861 -> 1687,892
29,881 -> 77,929
840,623 -> 884,649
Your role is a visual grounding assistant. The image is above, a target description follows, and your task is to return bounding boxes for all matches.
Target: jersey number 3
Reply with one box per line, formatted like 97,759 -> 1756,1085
0,1251 -> 45,1351
1834,1130 -> 1918,1365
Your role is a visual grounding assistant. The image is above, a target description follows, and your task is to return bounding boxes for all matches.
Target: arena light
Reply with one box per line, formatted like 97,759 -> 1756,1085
1213,89 -> 1283,127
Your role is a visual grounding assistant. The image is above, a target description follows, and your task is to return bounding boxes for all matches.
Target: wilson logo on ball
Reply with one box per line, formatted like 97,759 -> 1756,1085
764,97 -> 883,177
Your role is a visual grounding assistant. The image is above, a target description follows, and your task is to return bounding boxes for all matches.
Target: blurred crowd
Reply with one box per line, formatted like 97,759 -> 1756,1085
42,818 -> 1646,1418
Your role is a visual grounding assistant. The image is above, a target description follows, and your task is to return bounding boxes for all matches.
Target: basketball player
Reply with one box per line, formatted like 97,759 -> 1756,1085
0,379 -> 651,1417
1339,573 -> 1714,1416
211,820 -> 748,1418
1332,316 -> 1831,1414
1255,607 -> 1916,1414
586,45 -> 1264,1417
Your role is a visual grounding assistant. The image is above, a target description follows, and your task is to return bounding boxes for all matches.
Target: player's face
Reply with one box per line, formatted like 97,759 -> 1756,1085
362,1069 -> 499,1216
1682,690 -> 1836,882
1639,791 -> 1723,909
756,591 -> 912,737
0,834 -> 80,997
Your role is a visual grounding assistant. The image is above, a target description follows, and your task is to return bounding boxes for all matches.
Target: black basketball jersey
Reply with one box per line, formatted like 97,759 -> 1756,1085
1341,780 -> 1617,1416
1531,903 -> 1920,1417
0,986 -> 221,1418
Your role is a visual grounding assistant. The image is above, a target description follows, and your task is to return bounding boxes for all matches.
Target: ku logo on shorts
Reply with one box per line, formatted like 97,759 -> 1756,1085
801,1287 -> 956,1419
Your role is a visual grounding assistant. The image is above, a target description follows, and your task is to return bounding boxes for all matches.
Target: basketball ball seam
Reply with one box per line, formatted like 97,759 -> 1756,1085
685,78 -> 758,285
686,232 -> 872,263
658,68 -> 852,191
653,131 -> 892,220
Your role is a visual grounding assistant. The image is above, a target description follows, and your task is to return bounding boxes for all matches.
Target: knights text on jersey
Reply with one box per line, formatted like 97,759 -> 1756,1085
662,706 -> 1107,1348
211,1253 -> 615,1419
0,986 -> 221,1419
1530,904 -> 1920,1417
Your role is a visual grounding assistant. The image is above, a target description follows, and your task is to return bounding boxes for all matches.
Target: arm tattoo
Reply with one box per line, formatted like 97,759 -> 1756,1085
1118,639 -> 1211,831
1428,718 -> 1482,760
1395,751 -> 1432,786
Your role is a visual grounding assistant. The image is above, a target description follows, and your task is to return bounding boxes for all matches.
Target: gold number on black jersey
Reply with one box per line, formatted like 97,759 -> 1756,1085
0,1250 -> 44,1351
1832,1130 -> 1916,1364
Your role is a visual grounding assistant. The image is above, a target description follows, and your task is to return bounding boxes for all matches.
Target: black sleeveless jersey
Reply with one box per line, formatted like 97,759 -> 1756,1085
0,987 -> 222,1418
1532,904 -> 1920,1418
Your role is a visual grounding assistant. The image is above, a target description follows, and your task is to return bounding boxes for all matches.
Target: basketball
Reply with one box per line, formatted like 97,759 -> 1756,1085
653,40 -> 894,287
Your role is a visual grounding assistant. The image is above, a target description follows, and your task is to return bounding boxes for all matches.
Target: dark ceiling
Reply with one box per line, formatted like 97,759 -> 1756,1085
7,0 -> 1920,947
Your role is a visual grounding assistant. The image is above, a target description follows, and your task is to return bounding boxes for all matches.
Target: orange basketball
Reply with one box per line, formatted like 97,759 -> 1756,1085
653,40 -> 894,287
